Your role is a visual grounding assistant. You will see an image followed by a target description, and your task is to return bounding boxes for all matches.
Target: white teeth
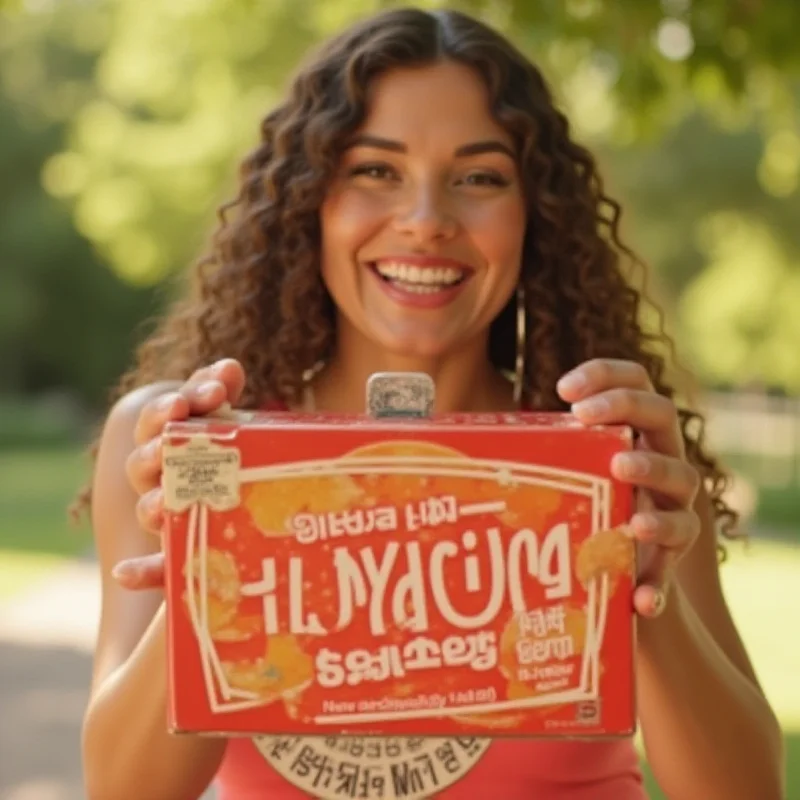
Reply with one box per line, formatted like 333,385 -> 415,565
374,261 -> 466,286
394,283 -> 441,294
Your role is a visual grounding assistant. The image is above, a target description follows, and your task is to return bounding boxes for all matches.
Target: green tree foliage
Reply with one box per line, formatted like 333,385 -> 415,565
0,9 -> 159,406
600,111 -> 800,391
1,0 -> 798,399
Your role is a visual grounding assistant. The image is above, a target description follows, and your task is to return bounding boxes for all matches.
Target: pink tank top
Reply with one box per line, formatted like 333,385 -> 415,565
214,399 -> 645,799
215,736 -> 645,799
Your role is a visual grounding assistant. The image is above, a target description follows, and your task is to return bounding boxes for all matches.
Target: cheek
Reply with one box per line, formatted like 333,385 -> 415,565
321,189 -> 387,264
468,198 -> 526,317
319,189 -> 389,313
464,197 -> 526,263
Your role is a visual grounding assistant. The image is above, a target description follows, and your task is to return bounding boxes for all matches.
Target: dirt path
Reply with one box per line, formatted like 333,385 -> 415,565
0,559 -> 97,800
0,558 -> 218,800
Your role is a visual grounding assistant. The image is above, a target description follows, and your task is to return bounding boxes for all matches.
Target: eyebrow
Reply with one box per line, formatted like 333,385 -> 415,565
345,134 -> 515,160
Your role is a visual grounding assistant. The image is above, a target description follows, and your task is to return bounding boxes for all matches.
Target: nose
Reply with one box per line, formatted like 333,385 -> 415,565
391,184 -> 457,242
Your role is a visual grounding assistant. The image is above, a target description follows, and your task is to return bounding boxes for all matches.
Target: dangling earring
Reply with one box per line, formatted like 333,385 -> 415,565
513,284 -> 526,408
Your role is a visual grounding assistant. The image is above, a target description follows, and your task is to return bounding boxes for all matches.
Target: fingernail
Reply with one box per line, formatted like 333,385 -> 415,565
651,588 -> 667,617
112,560 -> 137,581
156,394 -> 175,412
572,397 -> 609,418
558,371 -> 587,396
617,453 -> 650,478
634,513 -> 659,534
143,491 -> 160,515
196,381 -> 218,398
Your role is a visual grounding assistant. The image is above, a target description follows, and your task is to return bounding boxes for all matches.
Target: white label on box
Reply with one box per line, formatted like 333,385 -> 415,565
163,436 -> 240,512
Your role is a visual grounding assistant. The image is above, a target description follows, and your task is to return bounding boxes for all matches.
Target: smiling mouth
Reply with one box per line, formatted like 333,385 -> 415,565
369,261 -> 470,294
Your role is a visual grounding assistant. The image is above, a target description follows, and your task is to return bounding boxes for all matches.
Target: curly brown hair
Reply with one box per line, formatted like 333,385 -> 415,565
74,7 -> 737,541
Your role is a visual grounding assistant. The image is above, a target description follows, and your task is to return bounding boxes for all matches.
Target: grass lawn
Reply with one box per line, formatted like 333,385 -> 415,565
0,446 -> 93,598
640,536 -> 800,797
0,447 -> 798,794
756,484 -> 800,534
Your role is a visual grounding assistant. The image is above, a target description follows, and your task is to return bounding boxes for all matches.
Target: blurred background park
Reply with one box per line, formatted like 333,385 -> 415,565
0,0 -> 798,797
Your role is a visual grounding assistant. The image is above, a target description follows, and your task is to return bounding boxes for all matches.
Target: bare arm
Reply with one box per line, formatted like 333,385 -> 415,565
637,487 -> 785,800
82,377 -> 238,800
557,359 -> 784,799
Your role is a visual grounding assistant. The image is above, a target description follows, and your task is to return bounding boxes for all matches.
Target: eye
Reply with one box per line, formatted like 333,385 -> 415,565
348,162 -> 399,182
459,171 -> 509,188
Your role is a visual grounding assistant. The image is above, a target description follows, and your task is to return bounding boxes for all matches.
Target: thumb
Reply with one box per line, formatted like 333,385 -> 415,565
112,553 -> 166,591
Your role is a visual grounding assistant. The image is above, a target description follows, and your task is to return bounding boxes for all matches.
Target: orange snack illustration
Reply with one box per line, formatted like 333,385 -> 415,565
183,549 -> 241,638
162,409 -> 636,738
575,526 -> 635,587
222,634 -> 314,702
243,473 -> 365,536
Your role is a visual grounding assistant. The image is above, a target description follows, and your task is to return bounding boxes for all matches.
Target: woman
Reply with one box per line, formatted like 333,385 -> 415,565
79,7 -> 783,800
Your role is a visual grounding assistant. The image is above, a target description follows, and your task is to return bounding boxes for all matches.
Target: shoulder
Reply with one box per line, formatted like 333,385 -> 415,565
92,381 -> 183,502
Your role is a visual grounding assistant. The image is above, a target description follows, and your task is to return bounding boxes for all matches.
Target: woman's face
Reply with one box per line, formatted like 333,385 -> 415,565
320,60 -> 527,361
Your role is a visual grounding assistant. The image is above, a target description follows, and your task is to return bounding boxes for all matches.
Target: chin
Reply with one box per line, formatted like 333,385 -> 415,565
377,332 -> 454,362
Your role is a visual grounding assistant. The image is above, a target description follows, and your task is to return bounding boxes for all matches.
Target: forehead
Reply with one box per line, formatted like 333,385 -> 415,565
358,60 -> 512,148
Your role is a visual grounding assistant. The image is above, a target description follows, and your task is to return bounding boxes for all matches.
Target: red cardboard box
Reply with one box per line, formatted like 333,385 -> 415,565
162,411 -> 636,738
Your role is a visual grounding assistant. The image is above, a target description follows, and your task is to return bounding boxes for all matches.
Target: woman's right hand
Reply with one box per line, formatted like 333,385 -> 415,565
111,358 -> 246,591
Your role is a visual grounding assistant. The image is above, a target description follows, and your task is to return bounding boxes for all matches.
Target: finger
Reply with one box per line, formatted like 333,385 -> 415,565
125,436 -> 163,496
180,358 -> 246,408
111,553 -> 165,591
134,391 -> 191,446
181,379 -> 230,417
612,451 -> 700,508
633,583 -> 668,619
633,537 -> 675,618
133,359 -> 246,446
570,388 -> 684,459
135,488 -> 164,535
211,358 -> 246,406
629,509 -> 701,552
179,358 -> 247,417
557,359 -> 653,403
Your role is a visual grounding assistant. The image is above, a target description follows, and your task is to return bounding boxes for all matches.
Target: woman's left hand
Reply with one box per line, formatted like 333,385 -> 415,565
557,358 -> 701,619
